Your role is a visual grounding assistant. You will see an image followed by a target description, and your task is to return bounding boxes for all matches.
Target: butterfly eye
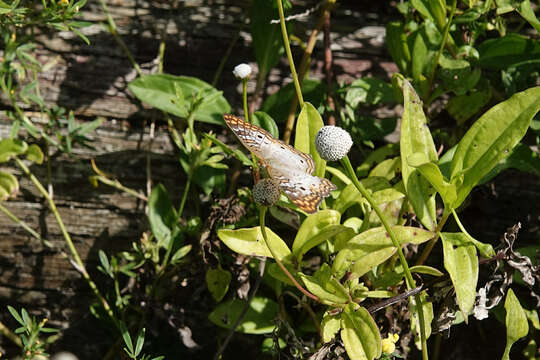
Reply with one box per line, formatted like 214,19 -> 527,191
257,135 -> 263,139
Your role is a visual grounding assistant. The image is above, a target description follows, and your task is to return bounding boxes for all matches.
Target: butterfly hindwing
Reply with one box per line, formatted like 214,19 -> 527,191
224,114 -> 335,213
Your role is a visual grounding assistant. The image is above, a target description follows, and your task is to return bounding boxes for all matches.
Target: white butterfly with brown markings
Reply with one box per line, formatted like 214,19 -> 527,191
224,114 -> 336,213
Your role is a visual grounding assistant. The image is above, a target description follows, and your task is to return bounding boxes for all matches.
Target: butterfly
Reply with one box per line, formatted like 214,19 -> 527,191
224,114 -> 336,213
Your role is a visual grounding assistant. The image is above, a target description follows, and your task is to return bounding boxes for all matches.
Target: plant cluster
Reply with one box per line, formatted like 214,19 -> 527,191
0,0 -> 539,359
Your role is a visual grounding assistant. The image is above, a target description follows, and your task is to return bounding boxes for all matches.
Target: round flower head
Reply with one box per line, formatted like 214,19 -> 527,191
233,63 -> 252,80
253,179 -> 280,207
315,125 -> 353,161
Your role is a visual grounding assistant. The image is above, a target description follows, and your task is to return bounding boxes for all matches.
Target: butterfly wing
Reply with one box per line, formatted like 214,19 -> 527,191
223,114 -> 315,174
267,166 -> 337,214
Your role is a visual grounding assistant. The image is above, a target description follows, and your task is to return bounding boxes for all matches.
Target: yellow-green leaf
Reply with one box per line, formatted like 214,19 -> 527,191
0,171 -> 18,201
208,296 -> 278,334
217,227 -> 291,260
340,304 -> 382,360
294,102 -> 326,177
503,288 -> 529,360
205,267 -> 232,302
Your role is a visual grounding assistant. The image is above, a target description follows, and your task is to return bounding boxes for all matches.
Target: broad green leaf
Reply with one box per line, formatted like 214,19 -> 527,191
478,34 -> 540,70
502,289 -> 529,360
438,55 -> 481,95
334,177 -> 391,214
398,76 -> 438,230
321,311 -> 341,343
482,143 -> 540,182
517,0 -> 540,33
128,74 -> 230,125
368,157 -> 401,180
356,143 -> 400,177
25,144 -> 43,164
206,267 -> 232,302
250,0 -> 286,79
148,184 -> 177,247
208,296 -> 278,334
0,171 -> 18,200
0,139 -> 27,163
333,226 -> 434,277
292,209 -> 340,260
371,188 -> 405,205
299,264 -> 350,305
386,22 -> 411,75
345,78 -> 394,106
295,102 -> 325,177
409,290 -> 433,349
217,227 -> 291,261
446,88 -> 492,125
261,80 -> 325,122
441,232 -> 478,319
267,261 -> 297,286
252,111 -> 279,138
341,304 -> 382,360
450,86 -> 540,207
408,152 -> 457,206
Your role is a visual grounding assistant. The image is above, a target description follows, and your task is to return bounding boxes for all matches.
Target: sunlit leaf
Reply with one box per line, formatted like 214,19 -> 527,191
208,297 -> 278,334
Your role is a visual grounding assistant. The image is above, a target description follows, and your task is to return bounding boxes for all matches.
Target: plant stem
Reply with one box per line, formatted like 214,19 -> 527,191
98,0 -> 142,77
415,210 -> 451,266
177,175 -> 191,219
340,155 -> 428,360
426,0 -> 457,101
276,0 -> 304,109
15,157 -> 116,324
259,207 -> 319,302
242,78 -> 250,123
0,202 -> 55,248
0,318 -> 22,348
91,159 -> 148,201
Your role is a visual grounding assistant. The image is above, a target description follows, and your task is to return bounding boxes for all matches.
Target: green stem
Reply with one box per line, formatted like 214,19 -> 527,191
415,210 -> 451,266
259,207 -> 319,302
427,0 -> 457,100
15,157 -> 116,324
242,78 -> 250,123
177,175 -> 191,219
276,0 -> 304,108
0,202 -> 54,248
98,0 -> 142,76
340,155 -> 428,360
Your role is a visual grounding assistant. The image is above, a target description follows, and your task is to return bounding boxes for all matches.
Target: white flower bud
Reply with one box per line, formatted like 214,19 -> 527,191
233,63 -> 252,79
253,179 -> 280,207
315,126 -> 353,161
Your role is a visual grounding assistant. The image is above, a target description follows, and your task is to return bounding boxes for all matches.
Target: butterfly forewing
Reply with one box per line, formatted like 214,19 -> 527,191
224,114 -> 315,174
224,114 -> 335,213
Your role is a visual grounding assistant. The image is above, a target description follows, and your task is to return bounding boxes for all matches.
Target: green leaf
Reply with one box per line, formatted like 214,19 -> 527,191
250,0 -> 286,79
170,244 -> 192,264
217,227 -> 291,261
398,76 -> 438,230
334,177 -> 391,214
438,55 -> 481,95
441,232 -> 478,319
450,86 -> 540,207
208,296 -> 278,334
481,143 -> 540,182
333,226 -> 434,277
299,264 -> 350,305
321,311 -> 341,343
25,144 -> 44,164
295,102 -> 326,177
203,133 -> 252,166
345,78 -> 395,106
261,80 -> 325,122
120,322 -> 134,354
386,22 -> 411,75
148,184 -> 177,247
0,139 -> 27,163
252,111 -> 279,138
478,34 -> 540,70
517,0 -> 540,33
368,157 -> 401,180
0,171 -> 18,201
206,267 -> 232,302
128,74 -> 230,125
341,304 -> 382,360
446,88 -> 492,125
134,328 -> 145,356
409,265 -> 444,277
292,209 -> 340,260
409,290 -> 433,349
502,288 -> 529,360
408,153 -> 457,206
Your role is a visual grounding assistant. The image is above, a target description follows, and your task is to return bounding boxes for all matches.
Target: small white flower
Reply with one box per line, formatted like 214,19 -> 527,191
233,63 -> 252,80
253,179 -> 280,207
315,126 -> 353,161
